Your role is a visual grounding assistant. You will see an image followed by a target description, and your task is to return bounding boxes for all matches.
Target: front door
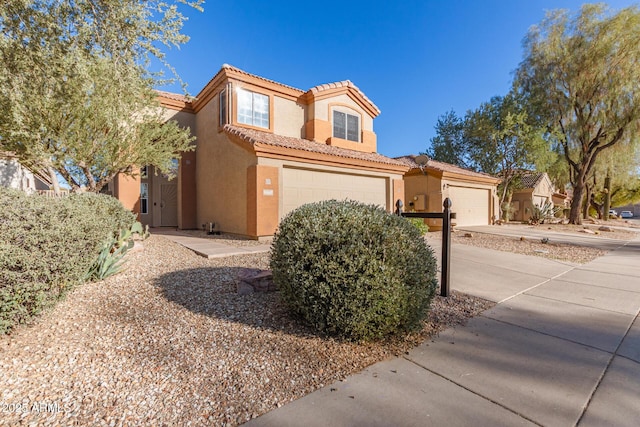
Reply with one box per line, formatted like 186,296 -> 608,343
160,183 -> 178,226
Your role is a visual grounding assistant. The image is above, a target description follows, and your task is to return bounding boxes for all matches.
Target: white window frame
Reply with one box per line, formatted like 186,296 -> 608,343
237,88 -> 269,129
332,110 -> 360,142
140,183 -> 149,215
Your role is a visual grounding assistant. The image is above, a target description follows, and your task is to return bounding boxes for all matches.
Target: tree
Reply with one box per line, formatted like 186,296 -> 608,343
426,110 -> 468,168
515,4 -> 640,224
463,94 -> 547,220
0,0 -> 203,193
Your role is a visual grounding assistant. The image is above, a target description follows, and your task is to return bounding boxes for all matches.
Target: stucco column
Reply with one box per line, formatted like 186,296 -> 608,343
247,165 -> 279,239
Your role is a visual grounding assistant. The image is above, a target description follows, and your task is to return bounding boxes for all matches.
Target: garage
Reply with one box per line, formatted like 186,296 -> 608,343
447,186 -> 490,226
282,167 -> 387,217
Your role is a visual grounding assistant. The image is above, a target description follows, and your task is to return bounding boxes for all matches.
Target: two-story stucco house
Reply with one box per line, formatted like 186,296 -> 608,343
109,65 -> 408,239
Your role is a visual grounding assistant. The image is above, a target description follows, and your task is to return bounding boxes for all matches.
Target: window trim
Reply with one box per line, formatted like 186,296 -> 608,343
331,107 -> 361,143
219,87 -> 228,127
233,87 -> 272,130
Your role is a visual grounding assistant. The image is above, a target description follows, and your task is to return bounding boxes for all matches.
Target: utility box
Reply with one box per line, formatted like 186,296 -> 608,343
413,194 -> 427,211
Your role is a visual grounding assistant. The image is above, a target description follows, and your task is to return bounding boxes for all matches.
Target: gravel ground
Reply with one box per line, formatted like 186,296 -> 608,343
1,235 -> 492,427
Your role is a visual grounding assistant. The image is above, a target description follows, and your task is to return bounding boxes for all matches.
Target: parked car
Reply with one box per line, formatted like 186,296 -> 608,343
609,209 -> 618,217
621,211 -> 633,218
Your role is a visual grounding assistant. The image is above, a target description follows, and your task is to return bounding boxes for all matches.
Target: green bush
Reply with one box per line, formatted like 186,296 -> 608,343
0,188 -> 135,334
270,200 -> 438,342
407,217 -> 429,235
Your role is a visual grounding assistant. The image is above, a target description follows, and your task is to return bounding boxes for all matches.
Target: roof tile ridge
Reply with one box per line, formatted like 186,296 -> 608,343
222,64 -> 304,93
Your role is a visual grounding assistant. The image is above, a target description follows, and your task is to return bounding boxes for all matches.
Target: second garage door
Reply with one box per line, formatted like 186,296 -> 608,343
447,186 -> 490,226
282,168 -> 387,217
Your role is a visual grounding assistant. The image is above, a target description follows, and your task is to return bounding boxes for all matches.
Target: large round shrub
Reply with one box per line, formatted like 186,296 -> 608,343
270,199 -> 438,341
0,188 -> 135,334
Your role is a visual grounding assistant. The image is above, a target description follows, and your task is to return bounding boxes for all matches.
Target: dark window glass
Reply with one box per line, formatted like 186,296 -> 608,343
347,114 -> 359,142
333,111 -> 346,139
219,88 -> 227,126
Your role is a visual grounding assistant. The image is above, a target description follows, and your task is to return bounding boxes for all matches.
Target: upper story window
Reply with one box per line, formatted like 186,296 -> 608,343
140,166 -> 148,179
237,88 -> 269,129
333,110 -> 359,142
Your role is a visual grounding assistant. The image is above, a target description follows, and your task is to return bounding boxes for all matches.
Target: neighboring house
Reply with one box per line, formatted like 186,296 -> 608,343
395,155 -> 501,230
109,64 -> 408,239
510,172 -> 557,222
0,152 -> 51,193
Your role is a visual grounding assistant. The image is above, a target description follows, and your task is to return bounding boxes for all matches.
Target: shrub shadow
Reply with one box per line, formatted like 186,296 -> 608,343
153,266 -> 320,339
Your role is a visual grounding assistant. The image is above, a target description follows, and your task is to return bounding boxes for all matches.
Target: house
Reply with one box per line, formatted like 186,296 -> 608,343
510,172 -> 557,222
395,155 -> 501,230
0,152 -> 51,194
109,65 -> 408,239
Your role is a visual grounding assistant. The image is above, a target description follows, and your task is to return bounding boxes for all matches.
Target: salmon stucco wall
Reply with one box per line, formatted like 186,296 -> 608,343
113,173 -> 141,219
246,165 -> 279,238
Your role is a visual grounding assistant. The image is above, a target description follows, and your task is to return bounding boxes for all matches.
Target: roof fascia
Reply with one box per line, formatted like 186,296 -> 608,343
253,143 -> 408,174
303,86 -> 380,118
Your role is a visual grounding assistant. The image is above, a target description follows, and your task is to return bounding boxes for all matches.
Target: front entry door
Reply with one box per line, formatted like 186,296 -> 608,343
160,183 -> 178,226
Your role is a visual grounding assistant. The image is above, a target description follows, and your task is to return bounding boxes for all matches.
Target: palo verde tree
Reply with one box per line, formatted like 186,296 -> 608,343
0,0 -> 203,193
515,4 -> 640,224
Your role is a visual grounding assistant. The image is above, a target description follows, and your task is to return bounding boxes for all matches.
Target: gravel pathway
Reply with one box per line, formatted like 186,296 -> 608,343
1,235 -> 492,427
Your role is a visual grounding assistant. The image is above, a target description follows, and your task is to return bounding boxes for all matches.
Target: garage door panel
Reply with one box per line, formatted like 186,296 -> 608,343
283,168 -> 387,217
448,186 -> 490,226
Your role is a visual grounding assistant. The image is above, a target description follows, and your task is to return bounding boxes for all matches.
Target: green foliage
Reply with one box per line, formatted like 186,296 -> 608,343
427,110 -> 468,168
529,201 -> 562,225
270,200 -> 438,342
407,218 -> 429,236
515,4 -> 640,223
0,1 -> 201,193
85,221 -> 146,281
0,188 -> 135,334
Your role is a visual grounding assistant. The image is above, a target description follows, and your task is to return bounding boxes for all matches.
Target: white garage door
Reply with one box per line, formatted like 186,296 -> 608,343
282,168 -> 387,217
447,186 -> 490,226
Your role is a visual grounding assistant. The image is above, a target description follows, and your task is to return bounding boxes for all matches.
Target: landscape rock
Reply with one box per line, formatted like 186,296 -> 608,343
236,268 -> 276,294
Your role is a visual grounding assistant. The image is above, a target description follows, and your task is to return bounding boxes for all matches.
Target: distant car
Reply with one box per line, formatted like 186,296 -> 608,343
621,211 -> 633,218
609,209 -> 618,217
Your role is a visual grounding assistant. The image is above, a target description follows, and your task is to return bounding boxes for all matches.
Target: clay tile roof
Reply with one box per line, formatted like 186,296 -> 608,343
395,155 -> 500,180
308,79 -> 381,115
224,125 -> 406,167
220,64 -> 305,93
520,172 -> 546,188
155,90 -> 193,103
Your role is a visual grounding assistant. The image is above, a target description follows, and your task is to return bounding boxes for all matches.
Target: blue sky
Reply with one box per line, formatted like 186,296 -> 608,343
156,1 -> 638,159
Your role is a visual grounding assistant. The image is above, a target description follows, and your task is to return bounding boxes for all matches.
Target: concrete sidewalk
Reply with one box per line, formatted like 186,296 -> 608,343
244,236 -> 640,426
150,228 -> 271,258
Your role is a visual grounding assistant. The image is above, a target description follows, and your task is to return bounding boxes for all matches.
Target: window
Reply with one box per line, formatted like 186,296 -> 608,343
333,110 -> 360,142
237,88 -> 269,129
219,88 -> 228,126
140,166 -> 148,179
140,183 -> 148,214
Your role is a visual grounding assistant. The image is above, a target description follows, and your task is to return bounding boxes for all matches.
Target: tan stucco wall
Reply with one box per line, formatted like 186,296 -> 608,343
403,172 -> 445,229
195,96 -> 256,235
312,94 -> 374,131
273,96 -> 306,138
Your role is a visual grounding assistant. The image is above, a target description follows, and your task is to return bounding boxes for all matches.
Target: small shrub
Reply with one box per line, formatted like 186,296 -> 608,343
0,188 -> 135,334
270,200 -> 438,342
407,217 -> 429,236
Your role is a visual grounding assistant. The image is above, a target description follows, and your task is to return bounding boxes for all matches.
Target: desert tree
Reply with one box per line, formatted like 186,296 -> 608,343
0,0 -> 203,193
515,4 -> 640,224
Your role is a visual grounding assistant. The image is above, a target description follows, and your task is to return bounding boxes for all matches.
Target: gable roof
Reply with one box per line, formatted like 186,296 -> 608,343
307,80 -> 381,117
157,64 -> 380,117
395,155 -> 500,183
224,125 -> 407,172
520,172 -> 546,189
